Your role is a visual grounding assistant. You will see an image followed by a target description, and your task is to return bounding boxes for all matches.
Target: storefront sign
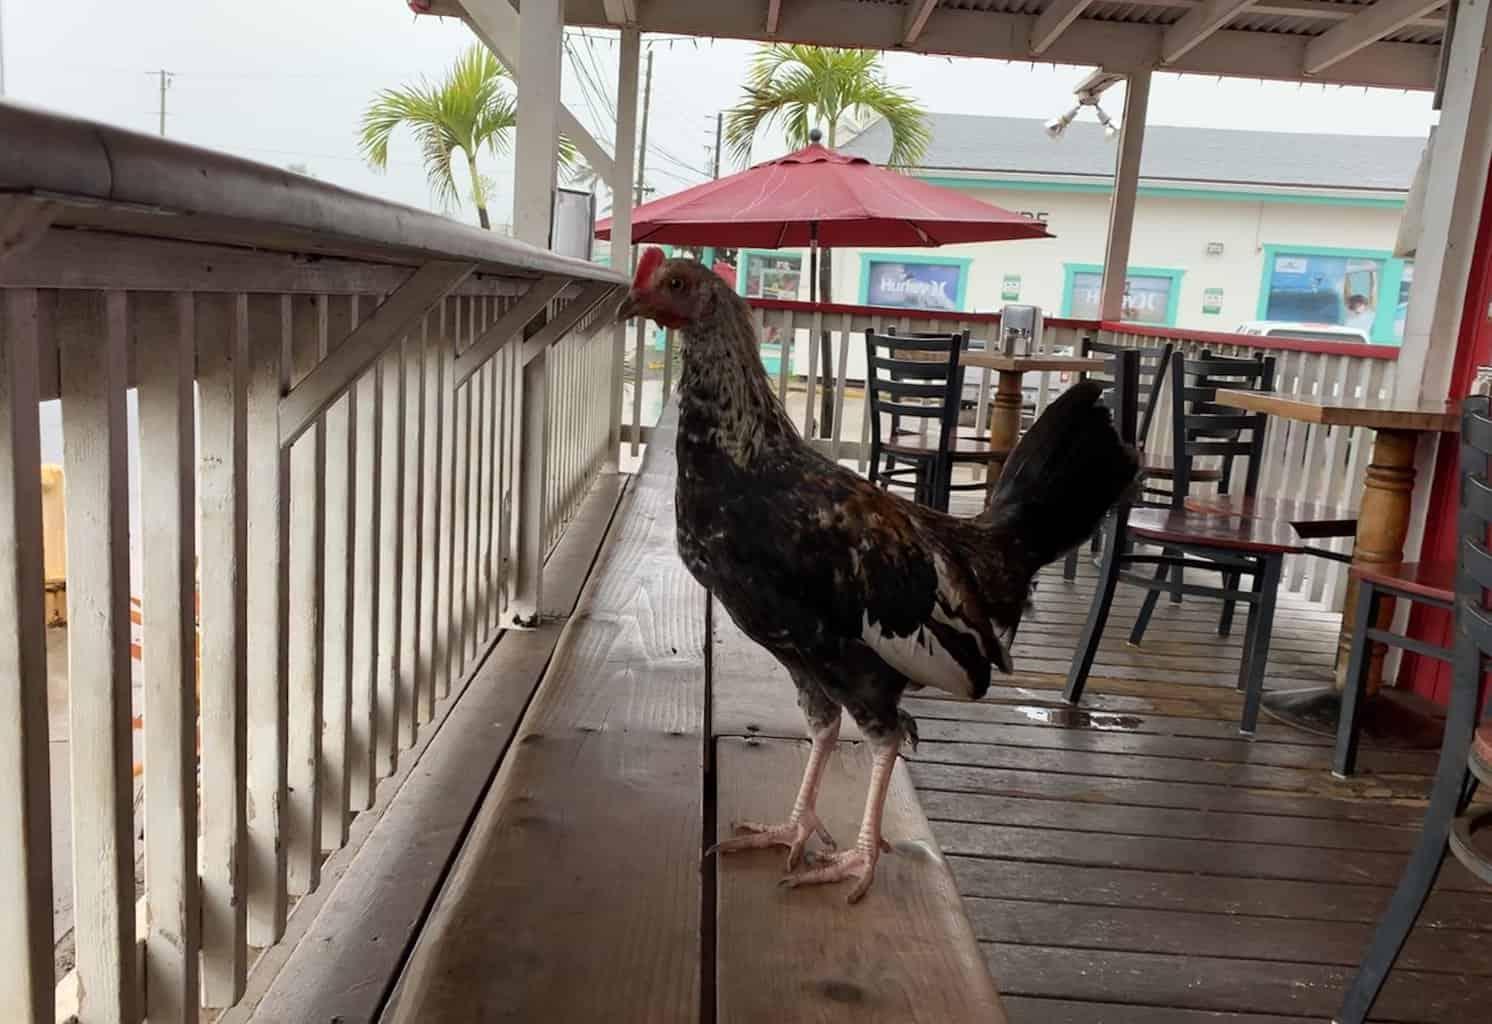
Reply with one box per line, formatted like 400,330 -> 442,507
865,259 -> 963,311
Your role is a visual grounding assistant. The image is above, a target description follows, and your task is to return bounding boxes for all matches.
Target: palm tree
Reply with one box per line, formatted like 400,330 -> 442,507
724,45 -> 930,435
359,45 -> 577,230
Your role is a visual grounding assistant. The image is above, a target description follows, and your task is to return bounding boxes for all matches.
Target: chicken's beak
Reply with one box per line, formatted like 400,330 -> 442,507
615,291 -> 642,323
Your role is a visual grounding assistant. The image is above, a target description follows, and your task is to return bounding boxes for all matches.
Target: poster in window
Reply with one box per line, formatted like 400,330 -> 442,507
742,251 -> 803,300
1263,251 -> 1384,337
1068,270 -> 1175,325
865,259 -> 962,311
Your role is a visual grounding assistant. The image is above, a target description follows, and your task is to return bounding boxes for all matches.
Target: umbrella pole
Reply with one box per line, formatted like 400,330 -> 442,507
808,226 -> 833,439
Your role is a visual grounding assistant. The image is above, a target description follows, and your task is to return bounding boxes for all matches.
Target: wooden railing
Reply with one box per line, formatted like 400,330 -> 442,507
0,104 -> 622,1024
617,299 -> 1400,613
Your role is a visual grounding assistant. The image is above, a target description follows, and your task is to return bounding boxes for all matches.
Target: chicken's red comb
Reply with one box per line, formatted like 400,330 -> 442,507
633,247 -> 665,289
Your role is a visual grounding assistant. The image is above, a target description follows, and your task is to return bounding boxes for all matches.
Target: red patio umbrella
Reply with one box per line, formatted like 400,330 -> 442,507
597,132 -> 1052,433
595,137 -> 1052,249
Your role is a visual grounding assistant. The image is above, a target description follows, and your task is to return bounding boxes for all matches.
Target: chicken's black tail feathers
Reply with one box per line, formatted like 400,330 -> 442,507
981,380 -> 1140,568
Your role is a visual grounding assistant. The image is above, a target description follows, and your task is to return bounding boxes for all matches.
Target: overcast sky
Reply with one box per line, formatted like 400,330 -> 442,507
2,0 -> 1439,232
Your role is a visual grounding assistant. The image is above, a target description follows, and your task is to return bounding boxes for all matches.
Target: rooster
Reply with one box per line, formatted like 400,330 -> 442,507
617,249 -> 1138,901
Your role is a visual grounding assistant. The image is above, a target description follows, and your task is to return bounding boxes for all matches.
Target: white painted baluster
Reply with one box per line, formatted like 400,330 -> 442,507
466,353 -> 486,661
349,301 -> 381,813
419,304 -> 446,707
58,289 -> 138,1023
449,377 -> 470,675
830,322 -> 851,464
0,288 -> 55,1024
136,292 -> 201,1023
477,358 -> 496,640
197,293 -> 249,1007
285,295 -> 326,895
630,317 -> 645,455
245,294 -> 289,945
399,332 -> 425,734
320,294 -> 356,851
375,343 -> 404,777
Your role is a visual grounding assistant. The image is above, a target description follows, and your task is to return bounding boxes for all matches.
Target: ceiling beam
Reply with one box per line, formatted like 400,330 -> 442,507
558,0 -> 1441,91
902,0 -> 941,46
1030,0 -> 1097,55
767,0 -> 783,36
1305,0 -> 1447,75
1161,0 -> 1259,64
458,0 -> 616,183
601,0 -> 637,26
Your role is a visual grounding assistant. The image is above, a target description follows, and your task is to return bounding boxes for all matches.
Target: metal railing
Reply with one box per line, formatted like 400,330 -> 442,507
0,103 -> 622,1024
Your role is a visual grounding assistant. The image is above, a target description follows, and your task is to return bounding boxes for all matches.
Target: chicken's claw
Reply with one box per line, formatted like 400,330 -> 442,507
778,845 -> 880,903
706,812 -> 835,871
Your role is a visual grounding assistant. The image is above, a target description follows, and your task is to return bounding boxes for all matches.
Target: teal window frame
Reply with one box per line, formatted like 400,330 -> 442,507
1061,263 -> 1185,326
737,248 -> 806,299
1256,244 -> 1410,346
857,252 -> 973,311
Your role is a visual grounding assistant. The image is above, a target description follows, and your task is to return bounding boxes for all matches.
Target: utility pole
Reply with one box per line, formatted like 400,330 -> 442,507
634,48 -> 654,208
156,69 -> 172,137
712,111 -> 723,179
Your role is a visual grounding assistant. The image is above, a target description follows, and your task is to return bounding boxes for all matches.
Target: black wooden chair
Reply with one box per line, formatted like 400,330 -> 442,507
1062,337 -> 1174,582
1333,394 -> 1492,1024
1125,353 -> 1276,648
865,329 -> 999,512
1065,351 -> 1309,735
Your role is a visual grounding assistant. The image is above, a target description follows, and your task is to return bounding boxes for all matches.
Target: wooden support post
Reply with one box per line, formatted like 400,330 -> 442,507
511,0 -> 563,622
1099,71 -> 1150,323
136,292 -> 201,1023
59,289 -> 138,1024
607,26 -> 641,470
196,293 -> 249,1007
0,288 -> 54,1024
245,294 -> 290,946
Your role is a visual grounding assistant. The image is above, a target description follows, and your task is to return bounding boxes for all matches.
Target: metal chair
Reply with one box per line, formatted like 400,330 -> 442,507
1333,394 -> 1492,1024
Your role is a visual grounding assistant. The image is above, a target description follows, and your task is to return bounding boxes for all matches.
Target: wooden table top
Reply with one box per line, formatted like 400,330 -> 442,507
962,353 -> 1108,373
1213,390 -> 1461,433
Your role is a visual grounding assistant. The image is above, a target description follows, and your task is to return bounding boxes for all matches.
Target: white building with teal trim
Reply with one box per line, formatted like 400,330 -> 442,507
736,113 -> 1423,345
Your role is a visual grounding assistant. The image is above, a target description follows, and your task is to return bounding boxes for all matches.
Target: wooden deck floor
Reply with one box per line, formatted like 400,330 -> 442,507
907,553 -> 1492,1023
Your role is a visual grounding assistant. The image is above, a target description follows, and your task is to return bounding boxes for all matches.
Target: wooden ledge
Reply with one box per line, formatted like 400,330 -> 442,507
717,736 -> 1007,1023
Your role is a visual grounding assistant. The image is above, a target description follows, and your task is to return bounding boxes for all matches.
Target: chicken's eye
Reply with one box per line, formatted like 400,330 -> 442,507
668,277 -> 683,291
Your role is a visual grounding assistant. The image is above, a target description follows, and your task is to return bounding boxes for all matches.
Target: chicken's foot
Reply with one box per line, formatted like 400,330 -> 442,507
780,741 -> 898,903
708,718 -> 840,871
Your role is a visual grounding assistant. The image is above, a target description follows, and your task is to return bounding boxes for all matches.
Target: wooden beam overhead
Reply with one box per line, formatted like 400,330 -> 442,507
1161,0 -> 1259,64
903,0 -> 941,46
1030,0 -> 1097,55
1305,0 -> 1447,75
556,0 -> 1440,91
458,0 -> 617,183
601,0 -> 637,25
767,0 -> 784,36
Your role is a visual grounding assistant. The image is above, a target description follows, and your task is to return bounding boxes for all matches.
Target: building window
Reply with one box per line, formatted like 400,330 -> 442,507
1257,246 -> 1411,345
1063,264 -> 1183,326
859,254 -> 970,312
739,250 -> 803,300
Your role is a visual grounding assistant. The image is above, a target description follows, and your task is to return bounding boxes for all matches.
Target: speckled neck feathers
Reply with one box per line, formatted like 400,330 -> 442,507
675,280 -> 800,465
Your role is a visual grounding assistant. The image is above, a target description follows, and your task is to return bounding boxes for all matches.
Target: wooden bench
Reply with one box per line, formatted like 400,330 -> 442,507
386,407 -> 1005,1022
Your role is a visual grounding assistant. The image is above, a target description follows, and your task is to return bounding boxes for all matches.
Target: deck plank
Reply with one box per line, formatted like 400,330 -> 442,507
387,415 -> 705,1024
716,737 -> 1004,1024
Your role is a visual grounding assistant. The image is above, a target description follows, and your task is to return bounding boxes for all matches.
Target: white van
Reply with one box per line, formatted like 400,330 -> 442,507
1234,321 -> 1371,344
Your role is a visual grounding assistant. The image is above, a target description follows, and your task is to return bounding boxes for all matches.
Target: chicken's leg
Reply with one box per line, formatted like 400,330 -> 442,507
708,717 -> 839,870
780,739 -> 898,903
